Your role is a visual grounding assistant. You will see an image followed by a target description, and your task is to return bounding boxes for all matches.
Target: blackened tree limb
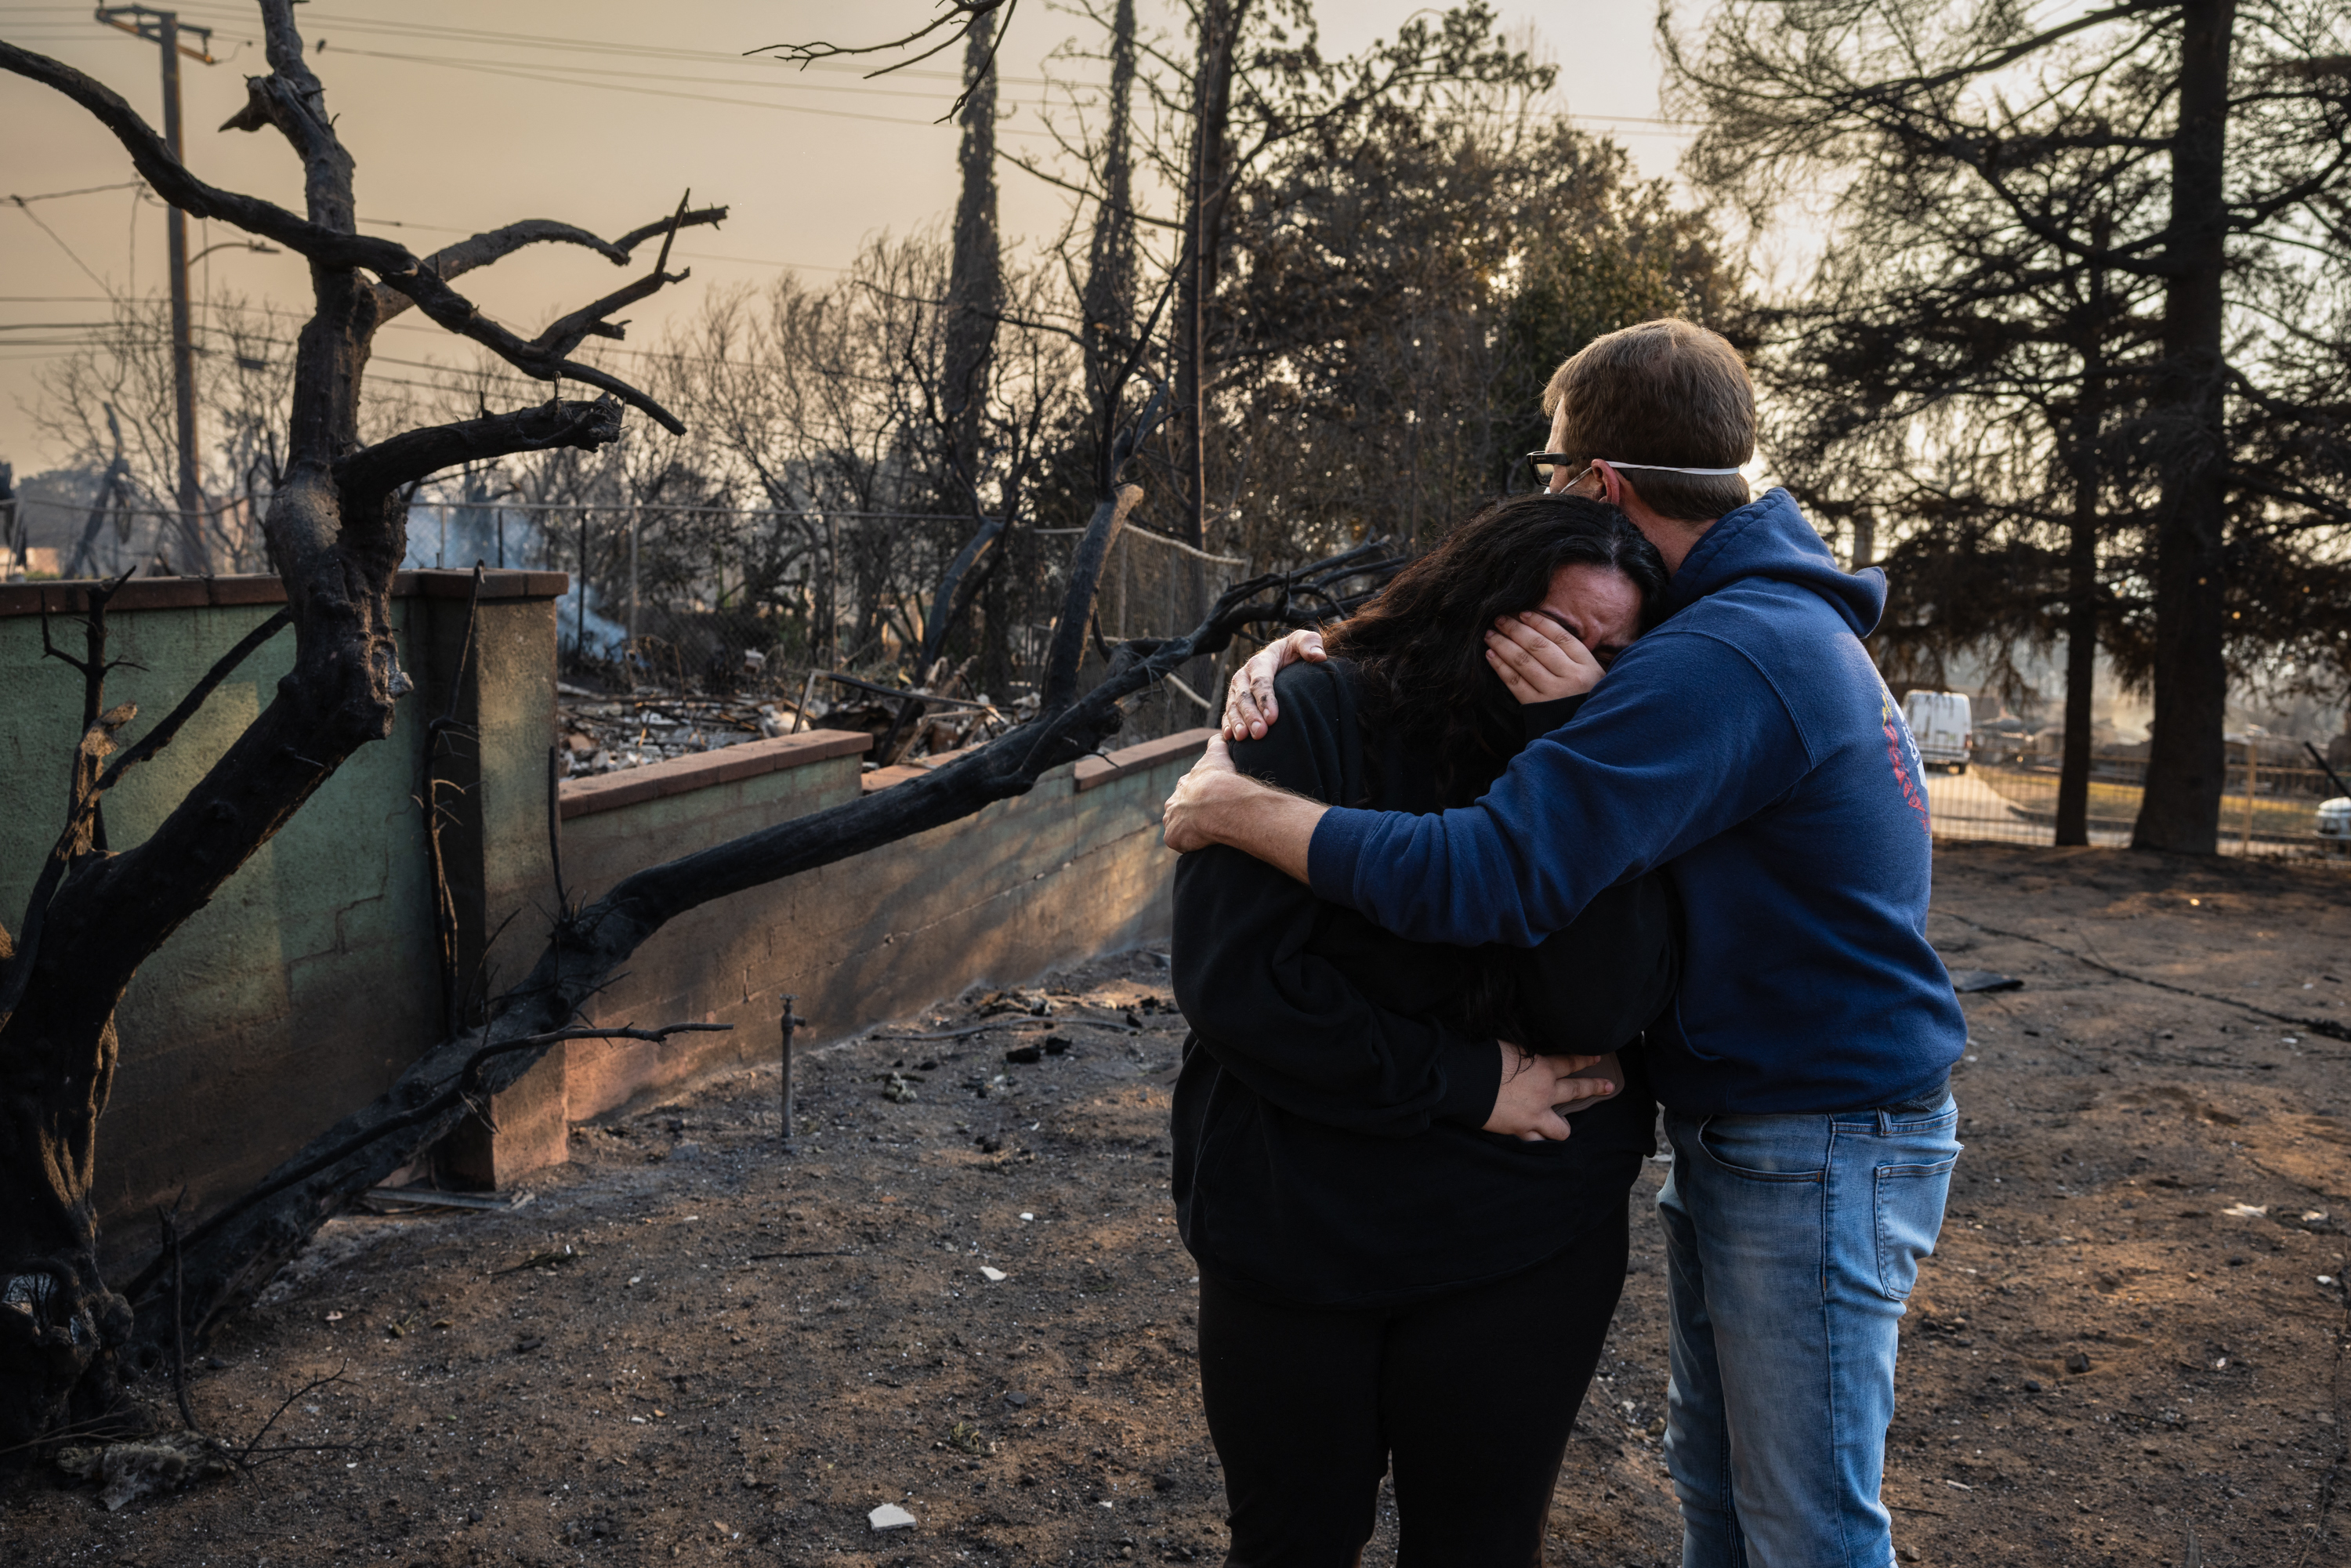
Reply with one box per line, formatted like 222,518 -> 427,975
757,0 -> 1015,117
530,189 -> 699,357
0,38 -> 686,433
610,206 -> 728,257
0,38 -> 374,255
333,400 -> 625,515
0,0 -> 714,1450
1040,485 -> 1143,712
93,612 -> 292,800
368,205 -> 730,323
533,269 -> 687,358
121,1023 -> 730,1307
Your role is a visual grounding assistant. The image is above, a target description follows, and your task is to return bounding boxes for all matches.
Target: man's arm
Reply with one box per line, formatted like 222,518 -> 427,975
1182,630 -> 1812,948
1172,684 -> 1599,1141
1161,732 -> 1323,878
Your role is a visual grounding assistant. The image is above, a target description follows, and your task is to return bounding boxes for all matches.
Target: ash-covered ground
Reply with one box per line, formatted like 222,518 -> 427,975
4,843 -> 2346,1566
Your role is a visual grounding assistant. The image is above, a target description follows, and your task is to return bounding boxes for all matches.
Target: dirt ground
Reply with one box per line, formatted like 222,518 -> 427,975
3,841 -> 2346,1567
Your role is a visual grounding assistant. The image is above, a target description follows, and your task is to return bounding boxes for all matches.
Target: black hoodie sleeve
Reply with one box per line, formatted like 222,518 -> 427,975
1519,691 -> 1589,741
1172,664 -> 1502,1136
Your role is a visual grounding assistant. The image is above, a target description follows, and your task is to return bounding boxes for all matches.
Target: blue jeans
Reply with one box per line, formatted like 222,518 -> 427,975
1657,1097 -> 1960,1568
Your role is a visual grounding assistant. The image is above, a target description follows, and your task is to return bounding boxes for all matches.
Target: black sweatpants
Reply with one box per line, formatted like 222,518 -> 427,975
1196,1204 -> 1629,1568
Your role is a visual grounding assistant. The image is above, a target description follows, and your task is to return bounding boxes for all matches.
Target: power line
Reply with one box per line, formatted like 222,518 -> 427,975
2,179 -> 148,205
4,196 -> 124,302
149,3 -> 1056,87
305,46 -> 1057,136
305,44 -> 1057,107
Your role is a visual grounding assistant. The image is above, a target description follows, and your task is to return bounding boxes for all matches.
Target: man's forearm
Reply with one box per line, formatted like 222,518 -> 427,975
1162,737 -> 1327,883
1209,781 -> 1325,885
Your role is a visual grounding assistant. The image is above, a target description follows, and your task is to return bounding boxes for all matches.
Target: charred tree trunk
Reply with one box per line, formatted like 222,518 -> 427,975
1174,0 -> 1243,552
944,12 -> 1004,494
2131,0 -> 2235,854
0,1 -> 716,1450
1081,0 -> 1140,421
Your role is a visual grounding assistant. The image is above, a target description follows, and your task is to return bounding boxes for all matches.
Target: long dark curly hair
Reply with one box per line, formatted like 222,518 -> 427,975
1326,492 -> 1668,807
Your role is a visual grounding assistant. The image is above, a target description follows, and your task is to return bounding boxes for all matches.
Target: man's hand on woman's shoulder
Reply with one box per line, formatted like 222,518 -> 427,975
1223,630 -> 1327,739
1161,731 -> 1327,881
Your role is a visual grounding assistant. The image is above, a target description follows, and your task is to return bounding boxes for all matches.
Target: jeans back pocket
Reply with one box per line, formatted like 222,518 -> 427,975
1696,1114 -> 1828,1183
1874,1156 -> 1958,1300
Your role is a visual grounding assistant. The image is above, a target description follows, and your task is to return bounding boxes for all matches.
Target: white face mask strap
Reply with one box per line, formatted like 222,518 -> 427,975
1600,460 -> 1748,476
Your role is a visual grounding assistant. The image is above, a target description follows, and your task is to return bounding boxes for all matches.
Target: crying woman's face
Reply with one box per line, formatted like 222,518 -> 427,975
1531,563 -> 1643,671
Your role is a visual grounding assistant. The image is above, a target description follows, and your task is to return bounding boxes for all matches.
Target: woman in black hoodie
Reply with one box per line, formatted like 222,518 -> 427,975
1170,493 -> 1676,1566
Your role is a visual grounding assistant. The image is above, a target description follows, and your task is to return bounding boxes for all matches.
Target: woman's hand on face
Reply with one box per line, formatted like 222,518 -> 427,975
1223,629 -> 1326,740
1485,1044 -> 1616,1143
1484,612 -> 1604,704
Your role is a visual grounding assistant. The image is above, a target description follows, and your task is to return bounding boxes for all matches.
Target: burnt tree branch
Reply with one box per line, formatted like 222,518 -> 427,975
334,399 -> 626,512
369,205 -> 728,322
0,38 -> 688,432
757,0 -> 1016,116
92,612 -> 292,799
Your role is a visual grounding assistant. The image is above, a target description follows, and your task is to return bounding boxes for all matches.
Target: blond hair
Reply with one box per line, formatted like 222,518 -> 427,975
1545,320 -> 1755,523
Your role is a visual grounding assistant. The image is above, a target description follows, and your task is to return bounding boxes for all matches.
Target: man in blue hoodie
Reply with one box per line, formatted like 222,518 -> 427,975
1164,320 -> 1966,1568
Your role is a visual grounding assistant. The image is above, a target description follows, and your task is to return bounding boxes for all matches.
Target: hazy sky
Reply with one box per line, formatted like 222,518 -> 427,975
0,2 -> 1694,477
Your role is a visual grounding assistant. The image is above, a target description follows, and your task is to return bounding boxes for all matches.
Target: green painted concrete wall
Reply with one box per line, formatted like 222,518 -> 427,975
1,597 -> 436,1234
0,578 -> 559,1259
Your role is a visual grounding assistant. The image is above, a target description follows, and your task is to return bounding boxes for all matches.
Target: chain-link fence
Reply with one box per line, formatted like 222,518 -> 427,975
1081,522 -> 1252,744
398,499 -> 1260,775
1925,750 -> 2351,860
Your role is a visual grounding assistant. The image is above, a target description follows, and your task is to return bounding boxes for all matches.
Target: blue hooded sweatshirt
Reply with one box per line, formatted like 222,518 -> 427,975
1305,487 -> 1966,1115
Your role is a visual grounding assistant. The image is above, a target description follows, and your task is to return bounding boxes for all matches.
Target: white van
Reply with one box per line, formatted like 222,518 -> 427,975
1902,690 -> 1972,773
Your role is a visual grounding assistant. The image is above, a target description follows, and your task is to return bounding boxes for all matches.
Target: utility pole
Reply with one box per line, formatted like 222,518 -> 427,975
96,6 -> 214,575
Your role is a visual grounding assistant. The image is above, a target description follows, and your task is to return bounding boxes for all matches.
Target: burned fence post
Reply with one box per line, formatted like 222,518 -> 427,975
780,994 -> 804,1147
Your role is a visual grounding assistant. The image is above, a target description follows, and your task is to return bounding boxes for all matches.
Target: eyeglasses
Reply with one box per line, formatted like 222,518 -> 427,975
1525,452 -> 1583,487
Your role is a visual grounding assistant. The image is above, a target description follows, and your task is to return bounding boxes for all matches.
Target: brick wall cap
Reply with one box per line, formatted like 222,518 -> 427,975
1074,727 -> 1215,791
0,568 -> 570,617
854,729 -> 1209,796
559,729 -> 871,819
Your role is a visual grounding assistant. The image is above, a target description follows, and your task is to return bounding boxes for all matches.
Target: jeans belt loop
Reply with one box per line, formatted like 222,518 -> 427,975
1876,1106 -> 1893,1136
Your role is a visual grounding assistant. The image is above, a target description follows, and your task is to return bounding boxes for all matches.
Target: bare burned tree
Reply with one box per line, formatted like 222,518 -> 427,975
0,2 -> 723,1451
943,10 -> 1006,494
757,0 -> 1016,121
